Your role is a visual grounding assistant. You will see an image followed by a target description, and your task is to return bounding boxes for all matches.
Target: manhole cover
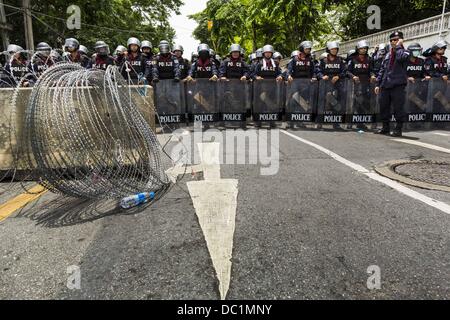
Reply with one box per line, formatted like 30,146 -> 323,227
395,162 -> 450,187
374,160 -> 450,192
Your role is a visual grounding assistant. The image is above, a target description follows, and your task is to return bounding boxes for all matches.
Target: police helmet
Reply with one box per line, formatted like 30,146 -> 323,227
291,50 -> 300,58
263,45 -> 274,54
94,41 -> 110,55
198,44 -> 210,54
431,40 -> 447,53
299,41 -> 313,53
64,38 -> 80,51
158,40 -> 170,54
326,41 -> 339,53
79,45 -> 89,56
273,52 -> 282,60
173,44 -> 184,53
356,40 -> 369,50
127,37 -> 141,48
141,41 -> 152,51
229,44 -> 241,54
255,48 -> 263,59
114,45 -> 127,55
7,44 -> 24,54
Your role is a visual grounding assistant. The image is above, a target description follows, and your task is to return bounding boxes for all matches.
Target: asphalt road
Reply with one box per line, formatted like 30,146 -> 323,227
1,127 -> 449,300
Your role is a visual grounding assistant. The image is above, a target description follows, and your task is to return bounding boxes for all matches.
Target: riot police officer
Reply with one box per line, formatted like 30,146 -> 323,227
316,41 -> 347,129
63,38 -> 89,68
375,31 -> 410,137
152,40 -> 181,82
372,43 -> 387,78
219,44 -> 250,81
141,40 -> 154,82
172,44 -> 190,80
186,44 -> 218,81
209,49 -> 221,69
406,43 -> 425,80
3,45 -> 29,87
191,51 -> 199,64
121,37 -> 148,84
113,45 -> 127,65
88,41 -> 115,71
287,41 -> 316,81
273,52 -> 283,67
79,45 -> 90,59
28,42 -> 58,85
253,45 -> 283,81
347,40 -> 375,130
424,40 -> 448,80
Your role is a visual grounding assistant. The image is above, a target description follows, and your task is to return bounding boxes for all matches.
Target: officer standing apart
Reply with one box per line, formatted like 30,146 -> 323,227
375,31 -> 410,137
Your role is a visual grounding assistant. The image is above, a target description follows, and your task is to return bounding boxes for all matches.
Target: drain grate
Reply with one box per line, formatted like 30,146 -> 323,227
374,160 -> 450,192
394,162 -> 450,188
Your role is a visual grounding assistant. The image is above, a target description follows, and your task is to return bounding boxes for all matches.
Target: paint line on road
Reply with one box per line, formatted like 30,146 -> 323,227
282,130 -> 450,215
0,185 -> 48,222
391,139 -> 450,154
432,132 -> 450,137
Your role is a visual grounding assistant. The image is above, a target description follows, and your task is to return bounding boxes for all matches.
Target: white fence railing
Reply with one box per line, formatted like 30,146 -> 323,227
314,11 -> 450,56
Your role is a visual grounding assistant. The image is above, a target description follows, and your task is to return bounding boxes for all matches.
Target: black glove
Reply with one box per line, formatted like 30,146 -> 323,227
173,77 -> 180,83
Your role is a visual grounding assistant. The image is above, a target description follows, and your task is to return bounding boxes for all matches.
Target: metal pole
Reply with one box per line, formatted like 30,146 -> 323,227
0,0 -> 10,50
439,0 -> 447,38
22,0 -> 34,52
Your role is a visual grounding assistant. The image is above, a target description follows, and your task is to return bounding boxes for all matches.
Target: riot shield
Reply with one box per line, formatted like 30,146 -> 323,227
404,79 -> 428,122
218,79 -> 248,122
186,79 -> 219,123
316,79 -> 349,124
427,78 -> 450,123
252,79 -> 282,122
285,79 -> 318,123
153,79 -> 185,124
346,79 -> 376,124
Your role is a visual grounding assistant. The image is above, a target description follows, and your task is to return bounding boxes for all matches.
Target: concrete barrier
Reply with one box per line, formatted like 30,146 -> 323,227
0,86 -> 155,172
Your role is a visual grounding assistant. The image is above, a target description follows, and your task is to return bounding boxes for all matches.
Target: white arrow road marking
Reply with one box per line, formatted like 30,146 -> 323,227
171,142 -> 238,300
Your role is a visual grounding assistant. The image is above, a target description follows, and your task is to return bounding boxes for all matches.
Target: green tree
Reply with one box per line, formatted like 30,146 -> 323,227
2,0 -> 183,52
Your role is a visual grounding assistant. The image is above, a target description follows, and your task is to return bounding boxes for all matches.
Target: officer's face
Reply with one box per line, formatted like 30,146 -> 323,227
174,50 -> 182,58
330,48 -> 338,56
231,51 -> 240,59
390,38 -> 400,46
437,48 -> 446,55
264,52 -> 272,59
130,44 -> 139,53
304,48 -> 311,55
142,48 -> 151,54
358,48 -> 367,55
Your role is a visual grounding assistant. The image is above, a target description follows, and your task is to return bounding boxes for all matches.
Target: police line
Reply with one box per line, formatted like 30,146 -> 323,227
153,78 -> 450,125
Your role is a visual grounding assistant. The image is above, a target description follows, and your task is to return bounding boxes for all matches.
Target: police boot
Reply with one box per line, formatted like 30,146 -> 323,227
375,123 -> 390,135
391,123 -> 403,137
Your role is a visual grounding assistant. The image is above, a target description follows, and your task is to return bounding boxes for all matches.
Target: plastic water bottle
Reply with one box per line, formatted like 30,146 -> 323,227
120,192 -> 156,209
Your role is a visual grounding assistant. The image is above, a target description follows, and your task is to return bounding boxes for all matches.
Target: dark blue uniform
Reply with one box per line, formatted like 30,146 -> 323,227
287,54 -> 316,79
189,58 -> 218,78
152,54 -> 181,80
219,57 -> 250,79
376,44 -> 410,125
